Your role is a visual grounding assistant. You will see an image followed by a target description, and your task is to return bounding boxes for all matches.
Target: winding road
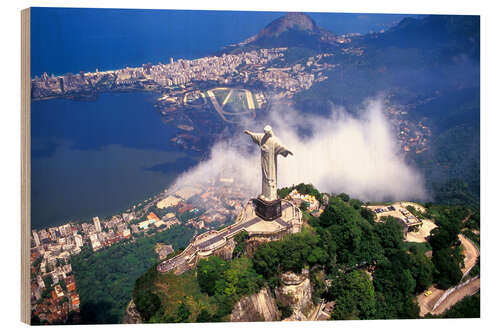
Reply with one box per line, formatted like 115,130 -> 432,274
430,277 -> 480,315
417,232 -> 479,316
459,233 -> 479,277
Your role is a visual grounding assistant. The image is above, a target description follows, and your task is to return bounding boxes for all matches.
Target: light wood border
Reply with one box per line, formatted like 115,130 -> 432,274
21,7 -> 31,325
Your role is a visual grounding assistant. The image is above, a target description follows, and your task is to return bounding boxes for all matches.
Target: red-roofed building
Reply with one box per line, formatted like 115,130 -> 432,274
147,212 -> 160,222
70,293 -> 80,311
67,281 -> 76,293
201,191 -> 212,200
178,203 -> 193,214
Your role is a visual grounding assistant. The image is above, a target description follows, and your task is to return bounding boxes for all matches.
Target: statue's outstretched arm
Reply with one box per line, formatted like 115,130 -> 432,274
244,130 -> 264,145
280,148 -> 293,157
276,143 -> 293,157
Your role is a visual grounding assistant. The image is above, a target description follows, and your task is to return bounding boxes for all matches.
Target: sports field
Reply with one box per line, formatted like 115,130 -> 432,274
205,87 -> 257,123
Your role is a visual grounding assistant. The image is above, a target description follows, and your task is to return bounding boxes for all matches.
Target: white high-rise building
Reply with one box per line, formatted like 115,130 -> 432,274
93,216 -> 102,233
89,233 -> 102,251
32,230 -> 40,247
74,234 -> 83,248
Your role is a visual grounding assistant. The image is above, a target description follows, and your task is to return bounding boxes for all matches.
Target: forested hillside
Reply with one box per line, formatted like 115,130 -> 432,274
132,185 -> 479,322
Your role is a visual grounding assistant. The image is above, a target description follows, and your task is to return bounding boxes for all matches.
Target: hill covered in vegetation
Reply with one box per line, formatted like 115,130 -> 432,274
131,184 -> 479,323
70,225 -> 195,324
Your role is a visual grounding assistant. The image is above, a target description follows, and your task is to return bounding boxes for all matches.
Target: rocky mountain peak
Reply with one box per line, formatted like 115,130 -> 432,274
257,12 -> 320,38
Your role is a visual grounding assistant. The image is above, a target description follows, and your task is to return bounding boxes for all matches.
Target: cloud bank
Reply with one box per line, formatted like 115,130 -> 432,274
170,97 -> 427,202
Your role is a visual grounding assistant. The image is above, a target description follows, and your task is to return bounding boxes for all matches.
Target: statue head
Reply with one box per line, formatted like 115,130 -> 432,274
264,125 -> 274,137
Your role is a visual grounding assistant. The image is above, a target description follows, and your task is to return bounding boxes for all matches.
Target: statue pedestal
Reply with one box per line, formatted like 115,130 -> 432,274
253,198 -> 282,221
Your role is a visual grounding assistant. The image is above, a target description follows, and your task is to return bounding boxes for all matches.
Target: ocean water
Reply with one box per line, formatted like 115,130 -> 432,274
30,8 -> 285,76
30,8 -> 416,76
30,92 -> 201,229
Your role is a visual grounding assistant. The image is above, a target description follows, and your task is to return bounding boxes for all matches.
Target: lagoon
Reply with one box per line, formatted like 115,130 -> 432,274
30,92 -> 201,229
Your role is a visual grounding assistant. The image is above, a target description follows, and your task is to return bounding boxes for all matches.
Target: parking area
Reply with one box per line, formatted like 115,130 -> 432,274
367,201 -> 437,242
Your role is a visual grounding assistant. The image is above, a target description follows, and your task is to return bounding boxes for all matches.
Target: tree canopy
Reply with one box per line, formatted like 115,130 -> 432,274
327,270 -> 376,320
129,184 -> 476,322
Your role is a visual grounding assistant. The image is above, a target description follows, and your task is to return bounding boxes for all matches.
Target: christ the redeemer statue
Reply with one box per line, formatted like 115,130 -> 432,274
244,125 -> 293,203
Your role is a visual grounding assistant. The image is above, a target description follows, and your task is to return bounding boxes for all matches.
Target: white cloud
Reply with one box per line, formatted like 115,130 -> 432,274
170,97 -> 427,202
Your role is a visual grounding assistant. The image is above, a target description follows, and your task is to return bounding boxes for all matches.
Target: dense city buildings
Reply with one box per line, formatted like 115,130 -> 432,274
29,169 -> 256,323
31,48 -> 331,100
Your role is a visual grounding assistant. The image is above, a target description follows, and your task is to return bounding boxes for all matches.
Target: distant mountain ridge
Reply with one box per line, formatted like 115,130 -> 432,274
358,14 -> 480,61
236,12 -> 479,60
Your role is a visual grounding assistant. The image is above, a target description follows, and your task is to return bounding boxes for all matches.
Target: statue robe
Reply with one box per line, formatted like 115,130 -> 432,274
247,131 -> 292,201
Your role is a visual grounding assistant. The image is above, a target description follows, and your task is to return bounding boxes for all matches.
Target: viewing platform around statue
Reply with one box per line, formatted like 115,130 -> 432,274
157,199 -> 302,275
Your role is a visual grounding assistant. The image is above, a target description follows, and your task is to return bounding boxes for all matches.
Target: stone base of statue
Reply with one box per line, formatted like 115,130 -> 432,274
253,197 -> 282,221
